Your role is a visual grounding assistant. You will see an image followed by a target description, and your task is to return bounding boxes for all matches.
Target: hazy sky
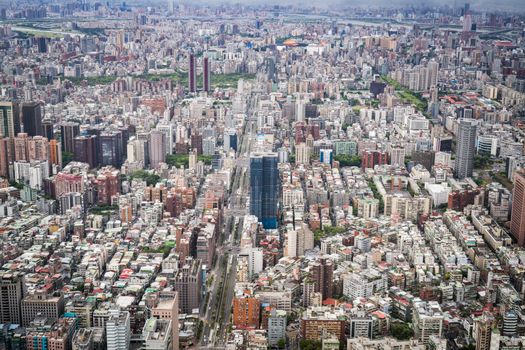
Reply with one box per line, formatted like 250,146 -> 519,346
193,0 -> 525,12
2,0 -> 523,13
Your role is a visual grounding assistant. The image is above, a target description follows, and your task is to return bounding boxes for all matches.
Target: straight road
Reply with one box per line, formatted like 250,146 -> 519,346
198,106 -> 256,348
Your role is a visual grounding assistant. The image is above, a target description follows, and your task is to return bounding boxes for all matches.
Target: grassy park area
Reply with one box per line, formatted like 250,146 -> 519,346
62,72 -> 255,88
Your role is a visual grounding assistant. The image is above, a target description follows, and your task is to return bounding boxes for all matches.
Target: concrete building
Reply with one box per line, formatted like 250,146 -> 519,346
152,291 -> 179,350
149,130 -> 167,168
474,312 -> 495,350
511,171 -> 525,247
389,145 -> 405,167
127,137 -> 148,167
357,197 -> 379,219
60,122 -> 80,153
95,168 -> 120,205
267,309 -> 287,346
0,101 -> 20,138
203,56 -> 211,93
174,257 -> 202,314
343,270 -> 387,301
74,135 -> 99,168
257,291 -> 292,312
106,309 -> 131,350
188,53 -> 197,93
26,317 -> 76,350
72,328 -> 95,350
21,290 -> 65,326
362,150 -> 388,169
233,295 -> 260,328
349,314 -> 373,339
286,223 -> 314,257
412,301 -> 443,346
311,258 -> 334,300
21,102 -> 42,137
0,272 -> 23,325
143,318 -> 172,350
156,122 -> 174,156
296,142 -> 311,165
188,149 -> 197,170
300,306 -> 346,342
347,337 -> 426,350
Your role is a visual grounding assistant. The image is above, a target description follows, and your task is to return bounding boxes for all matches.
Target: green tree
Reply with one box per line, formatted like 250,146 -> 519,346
277,338 -> 286,349
130,170 -> 160,186
198,155 -> 213,165
391,321 -> 414,340
9,181 -> 24,189
166,154 -> 189,168
62,151 -> 73,167
334,154 -> 361,167
286,312 -> 297,324
474,154 -> 492,169
165,154 -> 213,168
299,339 -> 322,350
313,226 -> 347,240
89,204 -> 118,215
368,179 -> 385,212
142,242 -> 174,257
349,98 -> 360,106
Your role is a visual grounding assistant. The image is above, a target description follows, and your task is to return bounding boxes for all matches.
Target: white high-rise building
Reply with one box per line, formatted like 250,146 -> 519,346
106,309 -> 131,350
238,248 -> 263,278
357,197 -> 379,219
267,310 -> 287,346
202,137 -> 216,156
295,98 -> 305,122
286,223 -> 314,257
343,269 -> 387,301
248,248 -> 263,277
413,301 -> 444,346
428,60 -> 439,88
167,0 -> 176,13
127,137 -> 147,166
143,318 -> 172,350
14,161 -> 30,185
157,122 -> 174,155
29,160 -> 49,190
463,14 -> 473,32
188,150 -> 197,170
223,128 -> 237,151
14,160 -> 49,190
149,131 -> 167,168
286,229 -> 298,257
434,152 -> 451,167
175,124 -> 187,143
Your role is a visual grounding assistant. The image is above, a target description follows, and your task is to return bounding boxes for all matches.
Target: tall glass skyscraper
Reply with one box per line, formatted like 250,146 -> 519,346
455,119 -> 477,179
250,152 -> 279,229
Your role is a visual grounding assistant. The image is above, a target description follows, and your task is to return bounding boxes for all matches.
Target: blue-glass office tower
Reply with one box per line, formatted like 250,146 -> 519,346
250,152 -> 279,229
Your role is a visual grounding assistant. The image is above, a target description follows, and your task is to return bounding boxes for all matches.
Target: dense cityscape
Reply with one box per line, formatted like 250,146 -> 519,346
0,0 -> 524,349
